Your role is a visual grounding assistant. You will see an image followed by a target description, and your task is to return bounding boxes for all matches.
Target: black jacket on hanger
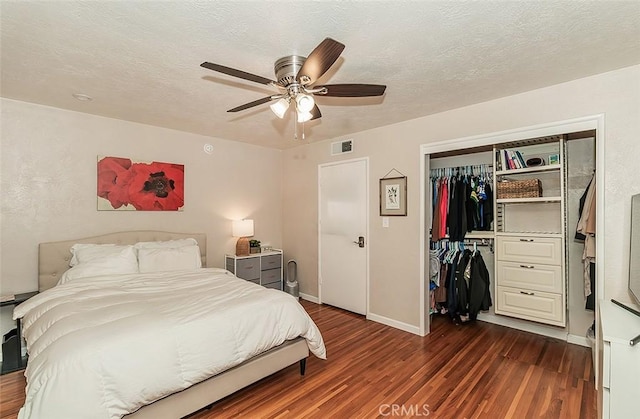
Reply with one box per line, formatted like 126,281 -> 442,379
448,176 -> 467,241
468,253 -> 492,320
481,183 -> 493,231
455,249 -> 473,318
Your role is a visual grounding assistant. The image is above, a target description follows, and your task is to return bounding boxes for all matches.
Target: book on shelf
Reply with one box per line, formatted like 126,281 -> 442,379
503,150 -> 512,170
515,150 -> 527,168
498,148 -> 528,171
509,150 -> 522,169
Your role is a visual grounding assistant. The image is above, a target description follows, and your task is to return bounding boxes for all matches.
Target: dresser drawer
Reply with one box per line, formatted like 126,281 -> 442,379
496,261 -> 562,293
496,236 -> 562,265
261,254 -> 282,270
261,267 -> 281,285
235,258 -> 260,280
495,286 -> 564,326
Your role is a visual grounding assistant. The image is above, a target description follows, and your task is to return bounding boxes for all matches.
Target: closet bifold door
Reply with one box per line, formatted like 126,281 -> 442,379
493,136 -> 566,327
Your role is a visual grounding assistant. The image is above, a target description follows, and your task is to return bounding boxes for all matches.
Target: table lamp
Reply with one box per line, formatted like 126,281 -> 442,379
232,219 -> 254,256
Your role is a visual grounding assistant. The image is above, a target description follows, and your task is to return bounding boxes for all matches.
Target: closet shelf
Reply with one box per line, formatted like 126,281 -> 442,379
495,164 -> 561,176
495,231 -> 563,238
432,232 -> 495,240
496,196 -> 561,204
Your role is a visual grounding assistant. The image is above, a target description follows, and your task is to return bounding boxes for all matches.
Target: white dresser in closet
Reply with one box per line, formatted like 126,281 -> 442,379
493,137 -> 567,327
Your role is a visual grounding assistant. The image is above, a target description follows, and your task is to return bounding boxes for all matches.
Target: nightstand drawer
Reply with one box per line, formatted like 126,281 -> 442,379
235,258 -> 260,280
496,261 -> 562,293
496,236 -> 562,265
261,254 -> 281,270
264,281 -> 282,290
261,268 -> 281,285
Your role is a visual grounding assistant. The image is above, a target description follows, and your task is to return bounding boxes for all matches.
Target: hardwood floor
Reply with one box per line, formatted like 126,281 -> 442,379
0,300 -> 596,418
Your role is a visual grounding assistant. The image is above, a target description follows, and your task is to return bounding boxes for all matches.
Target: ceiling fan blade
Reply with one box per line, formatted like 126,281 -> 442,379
201,62 -> 276,85
296,38 -> 345,85
227,96 -> 275,112
310,104 -> 322,121
319,84 -> 387,97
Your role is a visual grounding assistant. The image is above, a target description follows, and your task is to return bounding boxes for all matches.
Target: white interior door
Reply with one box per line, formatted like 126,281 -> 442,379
319,158 -> 368,315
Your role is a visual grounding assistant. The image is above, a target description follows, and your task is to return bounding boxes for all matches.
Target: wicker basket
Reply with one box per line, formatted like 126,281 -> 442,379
496,179 -> 542,199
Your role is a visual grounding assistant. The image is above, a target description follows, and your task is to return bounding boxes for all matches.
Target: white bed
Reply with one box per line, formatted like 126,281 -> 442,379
15,231 -> 326,419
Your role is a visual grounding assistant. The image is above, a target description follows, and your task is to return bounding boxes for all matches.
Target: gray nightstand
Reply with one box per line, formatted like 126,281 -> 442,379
1,291 -> 38,374
225,250 -> 283,290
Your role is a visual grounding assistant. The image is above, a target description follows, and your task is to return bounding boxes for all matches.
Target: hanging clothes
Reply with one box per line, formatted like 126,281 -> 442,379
429,239 -> 493,324
431,180 -> 443,241
576,172 -> 596,310
447,249 -> 462,319
468,251 -> 492,320
479,181 -> 493,231
454,249 -> 473,320
431,178 -> 449,241
430,165 -> 493,241
448,176 -> 467,241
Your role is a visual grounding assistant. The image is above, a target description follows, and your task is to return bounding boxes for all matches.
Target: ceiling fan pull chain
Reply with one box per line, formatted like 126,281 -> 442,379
294,118 -> 298,140
302,122 -> 306,140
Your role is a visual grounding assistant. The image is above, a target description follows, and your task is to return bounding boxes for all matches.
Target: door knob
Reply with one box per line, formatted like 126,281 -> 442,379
353,236 -> 365,248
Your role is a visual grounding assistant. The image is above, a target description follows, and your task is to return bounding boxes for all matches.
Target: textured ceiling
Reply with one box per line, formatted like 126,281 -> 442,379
2,1 -> 640,149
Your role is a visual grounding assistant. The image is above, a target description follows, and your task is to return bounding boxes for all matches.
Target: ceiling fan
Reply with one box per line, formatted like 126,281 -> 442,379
200,38 -> 386,124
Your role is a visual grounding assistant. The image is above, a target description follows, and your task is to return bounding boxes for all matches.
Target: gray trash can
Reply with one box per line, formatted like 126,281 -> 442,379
285,260 -> 300,298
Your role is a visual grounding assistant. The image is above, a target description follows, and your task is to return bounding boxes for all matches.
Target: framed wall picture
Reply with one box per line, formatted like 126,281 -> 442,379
379,176 -> 407,216
97,156 -> 185,211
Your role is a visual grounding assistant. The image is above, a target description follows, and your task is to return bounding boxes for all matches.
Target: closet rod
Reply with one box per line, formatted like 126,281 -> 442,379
432,237 -> 494,252
432,238 -> 493,245
429,164 -> 493,178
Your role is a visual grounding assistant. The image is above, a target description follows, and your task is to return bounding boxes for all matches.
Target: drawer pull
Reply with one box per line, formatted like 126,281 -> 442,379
245,265 -> 254,269
520,291 -> 535,296
519,239 -> 534,242
519,265 -> 535,269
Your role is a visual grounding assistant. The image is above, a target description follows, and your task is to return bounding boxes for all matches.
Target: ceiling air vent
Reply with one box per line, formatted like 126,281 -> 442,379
331,139 -> 353,156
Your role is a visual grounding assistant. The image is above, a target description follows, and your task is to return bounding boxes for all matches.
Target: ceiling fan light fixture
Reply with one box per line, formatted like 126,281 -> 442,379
295,93 -> 315,113
269,98 -> 290,119
297,110 -> 313,123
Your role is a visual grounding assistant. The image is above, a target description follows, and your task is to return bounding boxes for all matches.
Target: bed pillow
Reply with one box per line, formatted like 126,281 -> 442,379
59,245 -> 139,285
70,243 -> 136,267
133,238 -> 198,250
137,245 -> 202,273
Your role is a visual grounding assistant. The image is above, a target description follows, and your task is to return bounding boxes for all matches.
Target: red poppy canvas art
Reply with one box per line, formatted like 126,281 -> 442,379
97,156 -> 184,211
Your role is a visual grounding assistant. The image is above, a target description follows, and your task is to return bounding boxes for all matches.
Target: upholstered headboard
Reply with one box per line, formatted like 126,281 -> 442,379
38,231 -> 207,292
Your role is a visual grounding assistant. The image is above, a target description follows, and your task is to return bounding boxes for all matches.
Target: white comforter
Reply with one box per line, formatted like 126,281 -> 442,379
13,268 -> 326,419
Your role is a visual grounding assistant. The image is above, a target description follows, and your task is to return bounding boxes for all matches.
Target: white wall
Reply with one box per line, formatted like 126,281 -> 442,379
282,64 -> 640,328
0,98 -> 284,334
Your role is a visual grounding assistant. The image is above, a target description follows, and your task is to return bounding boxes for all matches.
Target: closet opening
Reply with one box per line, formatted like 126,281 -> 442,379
420,123 -> 600,367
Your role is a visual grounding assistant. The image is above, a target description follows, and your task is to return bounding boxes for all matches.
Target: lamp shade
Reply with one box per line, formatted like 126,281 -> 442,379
269,98 -> 290,119
232,219 -> 254,237
297,110 -> 313,123
295,94 -> 314,113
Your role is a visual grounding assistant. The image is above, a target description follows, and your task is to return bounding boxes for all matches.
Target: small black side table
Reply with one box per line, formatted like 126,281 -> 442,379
1,291 -> 38,374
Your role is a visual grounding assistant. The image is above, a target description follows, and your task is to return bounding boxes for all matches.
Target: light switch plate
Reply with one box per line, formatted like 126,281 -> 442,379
382,217 -> 389,228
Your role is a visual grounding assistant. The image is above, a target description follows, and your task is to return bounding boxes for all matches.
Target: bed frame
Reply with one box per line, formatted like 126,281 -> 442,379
38,231 -> 309,419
